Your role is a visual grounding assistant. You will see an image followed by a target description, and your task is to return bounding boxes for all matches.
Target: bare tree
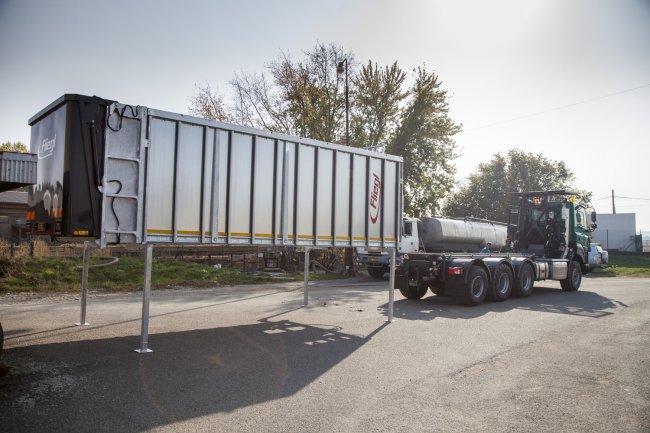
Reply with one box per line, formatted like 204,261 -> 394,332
188,84 -> 230,122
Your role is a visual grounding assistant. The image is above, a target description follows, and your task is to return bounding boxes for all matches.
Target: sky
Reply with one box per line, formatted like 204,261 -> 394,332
1,0 -> 649,230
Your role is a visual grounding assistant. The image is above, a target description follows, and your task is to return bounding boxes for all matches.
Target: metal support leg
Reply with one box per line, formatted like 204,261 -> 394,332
75,241 -> 91,326
135,243 -> 154,353
303,247 -> 310,307
386,248 -> 395,323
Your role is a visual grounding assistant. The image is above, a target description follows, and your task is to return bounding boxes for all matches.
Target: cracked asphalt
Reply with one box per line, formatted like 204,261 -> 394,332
1,276 -> 648,432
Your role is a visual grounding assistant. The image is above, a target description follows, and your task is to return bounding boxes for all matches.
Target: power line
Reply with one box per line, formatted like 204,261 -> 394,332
463,83 -> 650,132
613,204 -> 650,208
595,195 -> 650,201
616,196 -> 650,201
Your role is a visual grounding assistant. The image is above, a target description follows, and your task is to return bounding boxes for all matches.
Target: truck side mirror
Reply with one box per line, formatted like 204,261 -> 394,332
591,211 -> 597,223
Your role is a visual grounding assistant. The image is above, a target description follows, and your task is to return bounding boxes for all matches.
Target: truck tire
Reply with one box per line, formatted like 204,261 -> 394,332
512,263 -> 535,298
487,264 -> 513,302
0,321 -> 3,360
463,266 -> 488,306
561,260 -> 582,291
399,281 -> 429,299
430,284 -> 446,296
367,266 -> 386,278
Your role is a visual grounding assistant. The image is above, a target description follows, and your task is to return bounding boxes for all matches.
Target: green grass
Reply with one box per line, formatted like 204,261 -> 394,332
0,257 -> 292,292
590,253 -> 650,278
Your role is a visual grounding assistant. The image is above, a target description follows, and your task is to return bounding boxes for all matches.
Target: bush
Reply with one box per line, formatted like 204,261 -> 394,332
0,257 -> 25,278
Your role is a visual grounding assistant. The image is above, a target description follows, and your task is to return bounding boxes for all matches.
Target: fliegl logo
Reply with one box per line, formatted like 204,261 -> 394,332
369,173 -> 381,224
38,134 -> 56,159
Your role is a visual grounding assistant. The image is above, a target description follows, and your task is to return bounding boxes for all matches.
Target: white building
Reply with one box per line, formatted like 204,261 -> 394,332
592,213 -> 636,252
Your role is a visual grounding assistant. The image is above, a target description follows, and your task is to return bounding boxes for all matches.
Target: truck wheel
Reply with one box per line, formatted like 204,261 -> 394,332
463,266 -> 488,306
367,266 -> 386,278
399,281 -> 428,300
487,263 -> 513,302
561,260 -> 581,291
512,263 -> 534,298
0,321 -> 3,360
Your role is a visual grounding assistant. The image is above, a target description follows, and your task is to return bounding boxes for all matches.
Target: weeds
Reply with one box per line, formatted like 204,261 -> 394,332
590,253 -> 650,278
0,256 -> 290,293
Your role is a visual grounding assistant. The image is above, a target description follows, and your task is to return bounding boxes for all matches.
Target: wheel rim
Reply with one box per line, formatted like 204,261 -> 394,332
497,273 -> 510,295
571,265 -> 580,286
471,276 -> 485,299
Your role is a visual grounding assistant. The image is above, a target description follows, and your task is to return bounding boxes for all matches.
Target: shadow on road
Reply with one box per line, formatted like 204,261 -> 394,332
0,318 -> 384,433
379,286 -> 628,321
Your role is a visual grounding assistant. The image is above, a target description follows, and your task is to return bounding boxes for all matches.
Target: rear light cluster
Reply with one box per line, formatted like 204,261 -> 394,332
447,267 -> 464,276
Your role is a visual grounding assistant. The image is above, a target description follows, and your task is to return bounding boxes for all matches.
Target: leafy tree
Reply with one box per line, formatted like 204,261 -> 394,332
443,149 -> 592,222
390,68 -> 460,216
0,141 -> 28,152
351,61 -> 407,149
189,44 -> 461,215
229,42 -> 352,142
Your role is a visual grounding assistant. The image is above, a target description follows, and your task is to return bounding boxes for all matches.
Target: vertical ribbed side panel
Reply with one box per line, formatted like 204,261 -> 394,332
0,152 -> 37,190
102,104 -> 403,248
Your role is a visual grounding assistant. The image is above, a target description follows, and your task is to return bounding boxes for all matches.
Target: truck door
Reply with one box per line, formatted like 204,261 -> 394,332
400,219 -> 419,253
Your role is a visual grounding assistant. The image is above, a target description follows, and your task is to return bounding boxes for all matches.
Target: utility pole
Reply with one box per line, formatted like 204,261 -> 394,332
612,189 -> 616,214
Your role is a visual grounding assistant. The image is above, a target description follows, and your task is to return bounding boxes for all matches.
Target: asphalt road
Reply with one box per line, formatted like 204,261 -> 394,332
1,276 -> 648,433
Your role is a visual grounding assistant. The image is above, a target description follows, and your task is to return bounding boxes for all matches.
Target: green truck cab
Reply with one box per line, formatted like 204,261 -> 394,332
508,190 -> 599,274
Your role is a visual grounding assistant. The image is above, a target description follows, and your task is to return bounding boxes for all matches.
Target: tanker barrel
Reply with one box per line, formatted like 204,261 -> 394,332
419,217 -> 507,252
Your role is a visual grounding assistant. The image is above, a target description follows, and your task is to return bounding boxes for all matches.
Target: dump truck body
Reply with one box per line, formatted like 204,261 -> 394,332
27,95 -> 403,248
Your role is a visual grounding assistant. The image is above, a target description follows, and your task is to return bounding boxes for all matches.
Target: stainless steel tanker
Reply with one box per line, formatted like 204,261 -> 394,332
418,217 -> 506,252
356,216 -> 507,278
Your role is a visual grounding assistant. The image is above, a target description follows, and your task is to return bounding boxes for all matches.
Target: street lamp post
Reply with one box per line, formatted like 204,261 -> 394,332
337,58 -> 354,273
337,59 -> 349,146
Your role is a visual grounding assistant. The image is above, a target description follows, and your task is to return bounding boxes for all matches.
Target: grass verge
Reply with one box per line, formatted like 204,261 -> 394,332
590,253 -> 650,278
0,257 -> 299,293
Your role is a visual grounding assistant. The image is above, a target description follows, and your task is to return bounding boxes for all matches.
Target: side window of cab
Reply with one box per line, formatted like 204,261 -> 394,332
404,221 -> 413,236
576,208 -> 587,229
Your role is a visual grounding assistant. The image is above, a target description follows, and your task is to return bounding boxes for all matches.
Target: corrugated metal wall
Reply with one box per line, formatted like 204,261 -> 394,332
0,152 -> 37,192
